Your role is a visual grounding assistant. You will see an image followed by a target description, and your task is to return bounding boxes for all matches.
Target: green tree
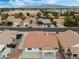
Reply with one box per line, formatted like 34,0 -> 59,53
27,12 -> 30,17
50,17 -> 54,24
20,16 -> 26,25
64,16 -> 78,27
14,12 -> 26,26
15,12 -> 24,18
36,12 -> 41,18
42,11 -> 50,19
37,21 -> 43,25
52,12 -> 59,19
1,13 -> 9,21
70,11 -> 75,16
6,21 -> 13,26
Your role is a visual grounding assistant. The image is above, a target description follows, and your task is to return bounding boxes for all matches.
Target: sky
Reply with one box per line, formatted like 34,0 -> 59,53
0,0 -> 79,8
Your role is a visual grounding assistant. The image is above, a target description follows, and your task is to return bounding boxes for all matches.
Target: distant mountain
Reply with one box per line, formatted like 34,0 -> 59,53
37,4 -> 79,8
37,4 -> 68,8
24,4 -> 79,9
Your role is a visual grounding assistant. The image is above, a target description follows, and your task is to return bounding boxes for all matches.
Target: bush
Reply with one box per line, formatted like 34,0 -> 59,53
17,25 -> 21,27
6,22 -> 13,26
1,13 -> 9,20
64,16 -> 78,27
52,12 -> 59,19
36,12 -> 41,18
37,21 -> 43,25
0,22 -> 6,26
27,12 -> 30,16
52,21 -> 57,27
25,24 -> 28,27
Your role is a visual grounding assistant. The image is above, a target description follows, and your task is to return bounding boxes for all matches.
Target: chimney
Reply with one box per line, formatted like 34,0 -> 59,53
46,33 -> 48,36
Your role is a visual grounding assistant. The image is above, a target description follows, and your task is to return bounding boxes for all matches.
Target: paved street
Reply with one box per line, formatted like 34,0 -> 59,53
0,27 -> 79,32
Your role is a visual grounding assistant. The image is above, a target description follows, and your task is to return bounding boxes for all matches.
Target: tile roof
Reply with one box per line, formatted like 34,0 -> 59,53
38,19 -> 51,23
0,30 -> 17,45
58,30 -> 79,48
70,47 -> 79,54
24,31 -> 59,48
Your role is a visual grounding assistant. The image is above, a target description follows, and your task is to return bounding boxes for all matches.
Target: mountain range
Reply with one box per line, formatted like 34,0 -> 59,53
24,4 -> 79,8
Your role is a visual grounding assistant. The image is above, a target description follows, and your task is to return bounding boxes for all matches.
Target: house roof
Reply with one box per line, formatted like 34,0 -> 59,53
7,16 -> 22,23
38,19 -> 51,23
58,30 -> 79,48
53,18 -> 64,25
24,31 -> 59,48
70,47 -> 79,54
0,30 -> 17,45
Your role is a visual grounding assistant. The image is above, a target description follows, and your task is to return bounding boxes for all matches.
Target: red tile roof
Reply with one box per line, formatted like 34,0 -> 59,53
24,31 -> 59,48
58,30 -> 79,48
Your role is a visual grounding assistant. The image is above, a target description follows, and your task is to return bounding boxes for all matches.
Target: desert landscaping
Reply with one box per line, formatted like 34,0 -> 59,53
0,8 -> 79,28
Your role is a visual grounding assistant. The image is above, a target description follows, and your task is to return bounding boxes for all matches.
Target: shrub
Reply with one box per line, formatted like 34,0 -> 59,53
37,21 -> 43,25
6,22 -> 13,26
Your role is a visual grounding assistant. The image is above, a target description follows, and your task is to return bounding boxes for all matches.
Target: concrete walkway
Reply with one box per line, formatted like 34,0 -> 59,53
18,32 -> 29,49
44,53 -> 56,59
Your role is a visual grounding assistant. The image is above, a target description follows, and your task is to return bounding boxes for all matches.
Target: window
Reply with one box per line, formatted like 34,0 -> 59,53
28,48 -> 32,50
39,48 -> 42,50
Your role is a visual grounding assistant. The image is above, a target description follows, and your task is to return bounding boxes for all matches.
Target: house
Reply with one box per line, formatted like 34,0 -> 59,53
53,16 -> 64,27
20,31 -> 59,59
0,30 -> 17,59
7,16 -> 22,26
58,30 -> 79,59
38,18 -> 51,27
23,17 -> 37,26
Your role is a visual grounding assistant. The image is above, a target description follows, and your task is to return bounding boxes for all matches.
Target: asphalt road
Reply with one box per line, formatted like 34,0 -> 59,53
0,27 -> 79,32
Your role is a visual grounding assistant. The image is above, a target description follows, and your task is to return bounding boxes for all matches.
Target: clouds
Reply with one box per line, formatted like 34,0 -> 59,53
77,0 -> 79,1
0,0 -> 79,8
46,0 -> 57,4
0,0 -> 58,7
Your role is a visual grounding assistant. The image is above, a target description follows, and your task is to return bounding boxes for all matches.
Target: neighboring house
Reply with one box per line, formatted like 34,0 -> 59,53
20,31 -> 59,59
7,16 -> 22,26
58,30 -> 79,59
53,16 -> 64,27
38,19 -> 51,27
23,17 -> 37,26
0,30 -> 17,58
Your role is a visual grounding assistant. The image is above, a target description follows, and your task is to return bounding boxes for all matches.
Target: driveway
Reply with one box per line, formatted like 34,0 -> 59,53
18,32 -> 29,49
